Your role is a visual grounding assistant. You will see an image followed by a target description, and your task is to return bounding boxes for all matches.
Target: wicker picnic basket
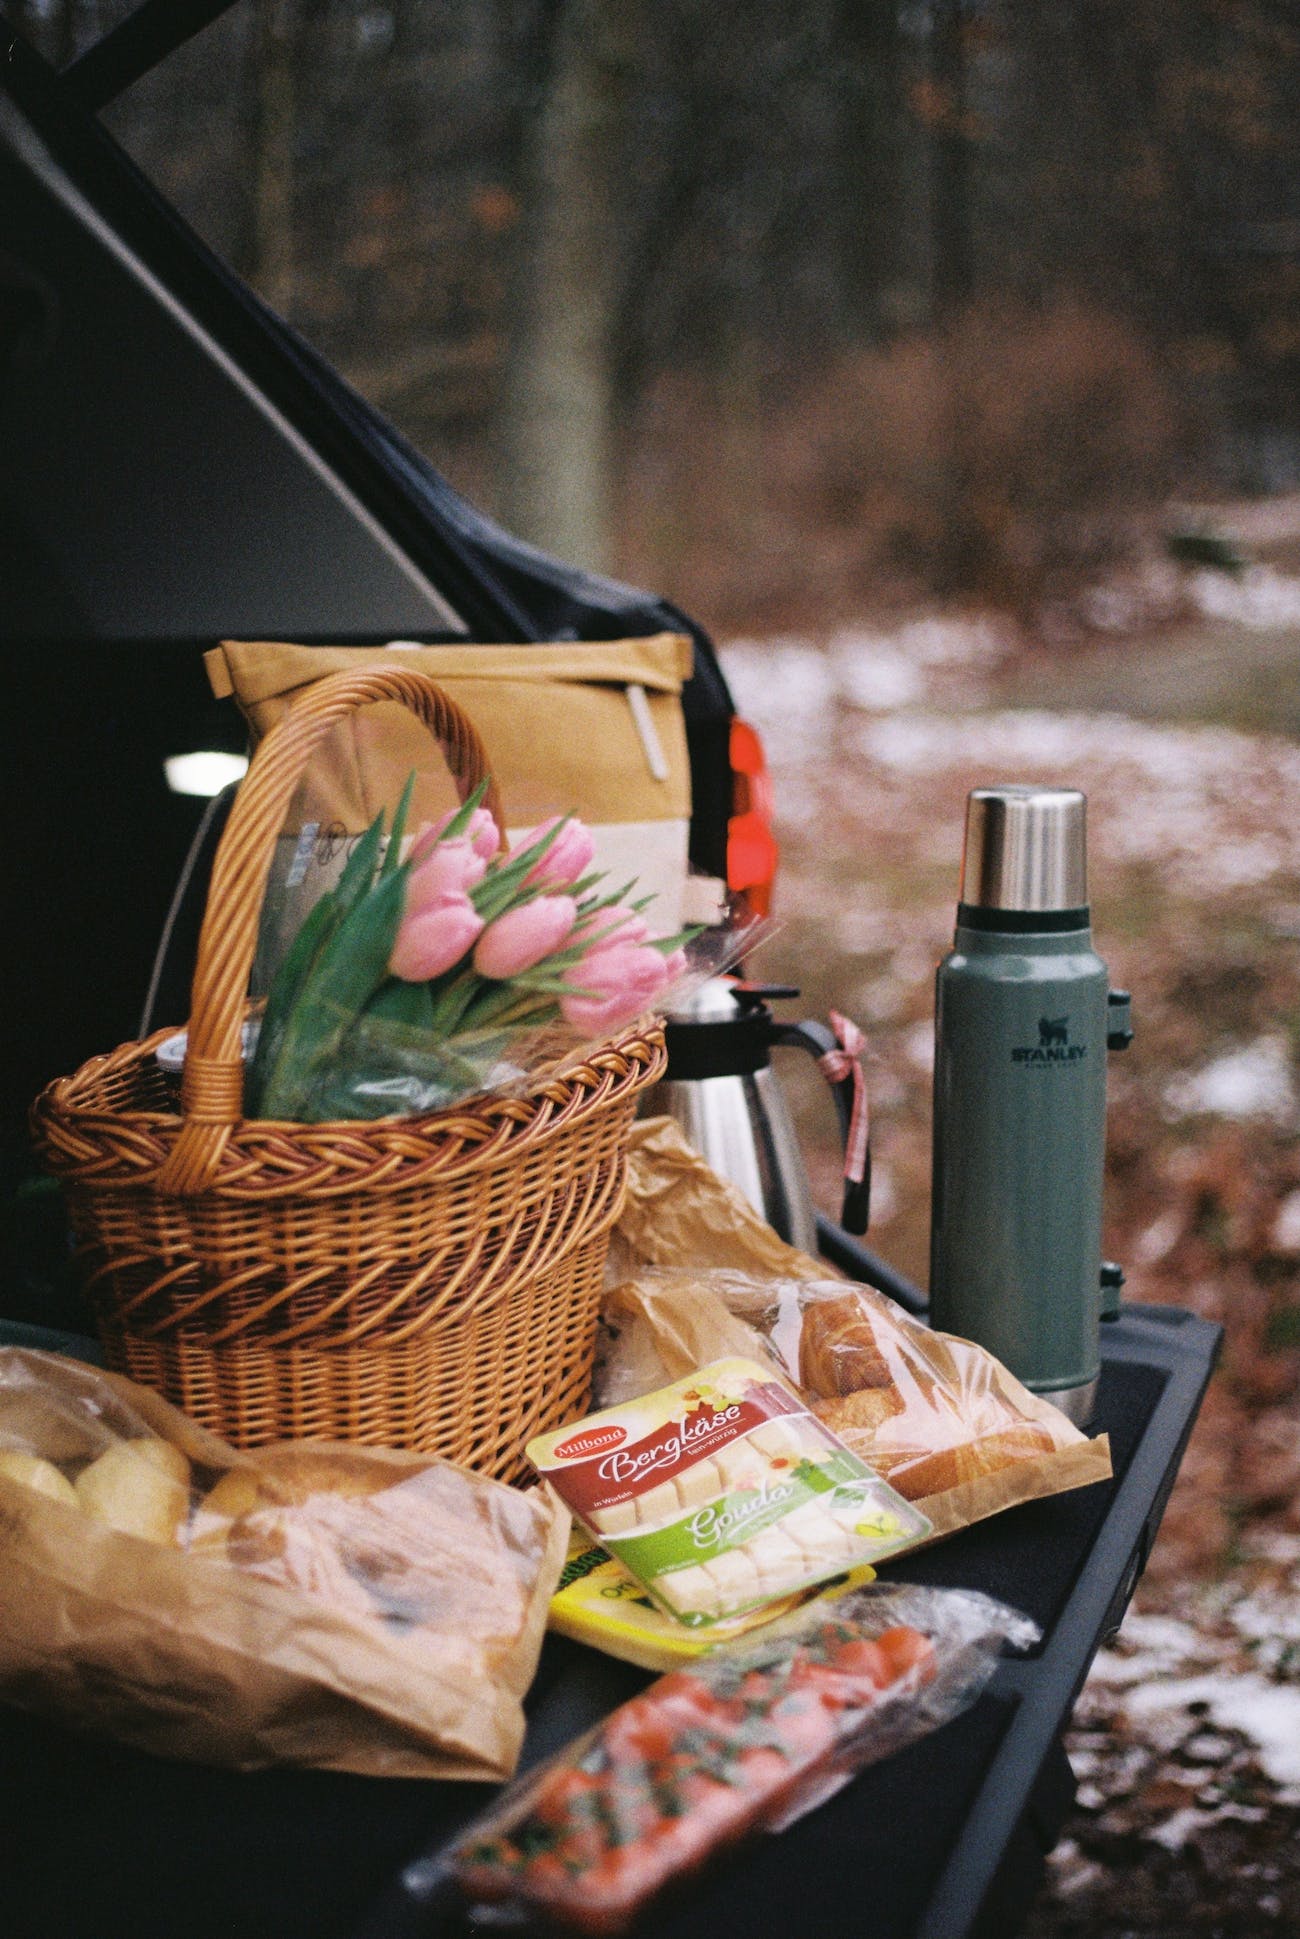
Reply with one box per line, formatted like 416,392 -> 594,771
31,665 -> 665,1480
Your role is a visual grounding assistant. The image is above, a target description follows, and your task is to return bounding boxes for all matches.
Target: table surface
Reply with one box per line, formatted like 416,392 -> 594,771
0,1303 -> 1219,1939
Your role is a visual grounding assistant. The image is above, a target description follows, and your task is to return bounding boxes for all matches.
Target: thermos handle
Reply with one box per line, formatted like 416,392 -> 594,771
769,1016 -> 871,1236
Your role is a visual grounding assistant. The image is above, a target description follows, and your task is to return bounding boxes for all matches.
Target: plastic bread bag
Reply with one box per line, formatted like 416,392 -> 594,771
0,1348 -> 568,1777
447,1581 -> 1039,1935
597,1268 -> 1111,1548
795,1282 -> 1112,1534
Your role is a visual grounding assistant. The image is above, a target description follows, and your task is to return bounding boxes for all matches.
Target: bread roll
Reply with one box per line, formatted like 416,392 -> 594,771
193,1449 -> 387,1529
187,1468 -> 264,1553
820,1415 -> 1056,1502
75,1438 -> 190,1545
191,1448 -> 552,1643
0,1449 -> 78,1507
189,1450 -> 395,1583
813,1386 -> 904,1438
129,1436 -> 191,1486
234,1447 -> 395,1506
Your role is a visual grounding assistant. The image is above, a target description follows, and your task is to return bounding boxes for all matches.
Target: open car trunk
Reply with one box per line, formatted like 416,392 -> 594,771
0,12 -> 734,1279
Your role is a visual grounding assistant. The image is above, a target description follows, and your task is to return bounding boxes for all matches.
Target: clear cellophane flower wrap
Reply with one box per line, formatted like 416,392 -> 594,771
0,1349 -> 568,1777
600,1119 -> 1112,1547
446,1580 -> 1038,1935
243,777 -> 766,1123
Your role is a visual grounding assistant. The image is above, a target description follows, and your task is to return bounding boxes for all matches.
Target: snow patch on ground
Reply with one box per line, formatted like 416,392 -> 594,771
1123,1676 -> 1300,1799
721,636 -> 1300,901
1087,1614 -> 1207,1685
1162,1037 -> 1299,1128
722,612 -> 1014,756
1081,1566 -> 1300,1819
1188,563 -> 1300,630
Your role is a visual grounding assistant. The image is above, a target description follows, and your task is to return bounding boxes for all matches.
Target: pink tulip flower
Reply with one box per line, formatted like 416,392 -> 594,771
407,837 -> 487,908
412,805 -> 500,864
574,903 -> 651,954
559,941 -> 673,1035
390,889 -> 484,982
516,815 -> 596,888
473,895 -> 578,980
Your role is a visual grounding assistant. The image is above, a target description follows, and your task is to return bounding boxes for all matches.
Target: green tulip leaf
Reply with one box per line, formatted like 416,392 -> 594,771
379,771 -> 417,880
257,867 -> 409,1120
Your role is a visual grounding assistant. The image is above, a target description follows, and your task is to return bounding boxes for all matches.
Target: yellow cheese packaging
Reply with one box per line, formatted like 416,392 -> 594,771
549,1528 -> 878,1671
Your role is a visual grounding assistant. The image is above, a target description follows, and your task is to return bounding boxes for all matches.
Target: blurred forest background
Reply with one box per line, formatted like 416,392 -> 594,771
8,3 -> 1300,1932
12,0 -> 1300,627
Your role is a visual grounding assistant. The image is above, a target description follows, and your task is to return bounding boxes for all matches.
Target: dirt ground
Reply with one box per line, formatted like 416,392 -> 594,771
717,507 -> 1300,1935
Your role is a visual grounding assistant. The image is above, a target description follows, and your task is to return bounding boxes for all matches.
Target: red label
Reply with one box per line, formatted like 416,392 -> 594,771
546,1382 -> 803,1521
554,1424 -> 627,1461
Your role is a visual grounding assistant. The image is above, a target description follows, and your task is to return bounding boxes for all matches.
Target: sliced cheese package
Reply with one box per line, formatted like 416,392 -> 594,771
528,1357 -> 929,1628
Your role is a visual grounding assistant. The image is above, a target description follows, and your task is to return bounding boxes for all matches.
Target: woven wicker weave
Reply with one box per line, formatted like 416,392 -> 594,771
31,666 -> 665,1478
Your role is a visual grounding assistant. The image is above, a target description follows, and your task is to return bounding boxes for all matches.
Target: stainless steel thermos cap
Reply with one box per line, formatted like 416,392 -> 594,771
959,785 -> 1088,913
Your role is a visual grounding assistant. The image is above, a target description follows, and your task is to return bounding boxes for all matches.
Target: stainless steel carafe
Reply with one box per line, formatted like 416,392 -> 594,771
929,786 -> 1132,1424
642,980 -> 870,1254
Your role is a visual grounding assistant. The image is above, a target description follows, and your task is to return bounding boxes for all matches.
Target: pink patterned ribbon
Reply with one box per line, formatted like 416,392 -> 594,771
819,1010 -> 870,1187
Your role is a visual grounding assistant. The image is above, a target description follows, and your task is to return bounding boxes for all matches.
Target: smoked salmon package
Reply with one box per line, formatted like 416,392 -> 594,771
448,1581 -> 1038,1935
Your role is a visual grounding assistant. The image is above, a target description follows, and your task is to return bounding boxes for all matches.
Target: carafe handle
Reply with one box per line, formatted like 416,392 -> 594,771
769,1016 -> 871,1236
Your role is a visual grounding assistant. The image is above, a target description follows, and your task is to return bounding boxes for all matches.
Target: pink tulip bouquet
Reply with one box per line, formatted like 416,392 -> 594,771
246,777 -> 692,1122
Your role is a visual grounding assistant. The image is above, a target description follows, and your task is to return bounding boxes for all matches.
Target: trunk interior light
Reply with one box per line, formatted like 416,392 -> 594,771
727,717 -> 778,917
164,752 -> 249,797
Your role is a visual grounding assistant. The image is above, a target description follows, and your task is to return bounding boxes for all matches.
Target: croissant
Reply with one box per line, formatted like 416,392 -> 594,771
798,1292 -> 894,1397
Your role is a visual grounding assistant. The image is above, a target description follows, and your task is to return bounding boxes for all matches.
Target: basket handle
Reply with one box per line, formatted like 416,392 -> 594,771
158,664 -> 504,1196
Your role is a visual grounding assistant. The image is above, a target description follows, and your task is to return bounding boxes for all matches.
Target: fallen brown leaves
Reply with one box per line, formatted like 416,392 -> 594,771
720,617 -> 1300,1932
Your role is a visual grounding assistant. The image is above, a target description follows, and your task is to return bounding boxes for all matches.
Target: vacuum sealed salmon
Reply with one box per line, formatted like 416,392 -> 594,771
449,1581 -> 1038,1935
528,1358 -> 929,1627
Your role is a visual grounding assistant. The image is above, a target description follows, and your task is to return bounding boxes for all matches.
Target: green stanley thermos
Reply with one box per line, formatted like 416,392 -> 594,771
929,786 -> 1132,1424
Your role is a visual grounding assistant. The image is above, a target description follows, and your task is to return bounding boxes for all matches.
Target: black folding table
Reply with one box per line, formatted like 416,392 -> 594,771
0,1303 -> 1217,1939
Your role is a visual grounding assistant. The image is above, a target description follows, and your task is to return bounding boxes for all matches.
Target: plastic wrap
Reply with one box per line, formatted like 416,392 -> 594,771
796,1282 -> 1112,1509
0,1349 -> 568,1776
597,1263 -> 1111,1550
237,772 -> 772,1123
450,1581 -> 1038,1934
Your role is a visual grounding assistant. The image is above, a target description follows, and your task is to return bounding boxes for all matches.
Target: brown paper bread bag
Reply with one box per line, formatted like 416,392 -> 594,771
0,1349 -> 567,1778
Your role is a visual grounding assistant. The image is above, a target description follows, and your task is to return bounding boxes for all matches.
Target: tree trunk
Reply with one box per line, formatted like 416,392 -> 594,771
251,0 -> 297,316
930,0 -> 973,318
834,0 -> 907,339
496,0 -> 639,575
